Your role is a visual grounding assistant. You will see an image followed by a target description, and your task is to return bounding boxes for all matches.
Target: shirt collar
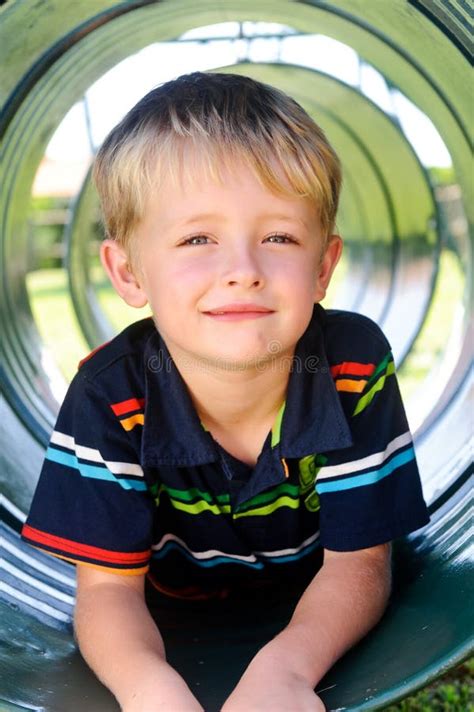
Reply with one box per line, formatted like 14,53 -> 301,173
141,332 -> 217,468
277,303 -> 354,458
141,304 -> 353,469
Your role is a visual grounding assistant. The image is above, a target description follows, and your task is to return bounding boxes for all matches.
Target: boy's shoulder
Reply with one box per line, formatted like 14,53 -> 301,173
318,306 -> 392,363
76,317 -> 156,384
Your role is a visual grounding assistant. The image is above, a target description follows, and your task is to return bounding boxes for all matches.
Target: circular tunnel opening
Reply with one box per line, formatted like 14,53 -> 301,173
1,2 -> 472,711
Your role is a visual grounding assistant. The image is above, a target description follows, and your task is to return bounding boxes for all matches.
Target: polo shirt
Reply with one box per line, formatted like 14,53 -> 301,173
22,304 -> 430,599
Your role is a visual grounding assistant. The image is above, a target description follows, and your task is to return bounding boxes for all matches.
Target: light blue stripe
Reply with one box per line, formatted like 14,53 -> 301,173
152,541 -> 264,569
316,447 -> 416,494
152,538 -> 320,568
46,446 -> 147,491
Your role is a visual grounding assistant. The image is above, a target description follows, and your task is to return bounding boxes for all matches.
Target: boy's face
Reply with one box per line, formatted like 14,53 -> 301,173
102,159 -> 342,372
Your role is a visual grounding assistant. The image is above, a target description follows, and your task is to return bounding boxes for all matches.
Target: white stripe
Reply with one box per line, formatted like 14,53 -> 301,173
50,431 -> 75,450
3,539 -> 76,587
1,494 -> 27,523
50,430 -> 144,477
152,532 -> 321,563
105,460 -> 144,477
255,531 -> 320,558
0,582 -> 71,622
317,431 -> 413,480
152,533 -> 258,563
1,559 -> 75,605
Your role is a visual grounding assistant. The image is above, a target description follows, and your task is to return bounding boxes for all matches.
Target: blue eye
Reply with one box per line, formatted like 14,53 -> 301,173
181,233 -> 295,246
182,235 -> 211,246
265,233 -> 295,244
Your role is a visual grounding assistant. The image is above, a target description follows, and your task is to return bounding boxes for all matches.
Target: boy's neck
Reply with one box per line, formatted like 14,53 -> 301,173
168,346 -> 295,448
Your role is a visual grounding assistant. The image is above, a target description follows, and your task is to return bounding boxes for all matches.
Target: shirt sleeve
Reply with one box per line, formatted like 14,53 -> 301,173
21,373 -> 154,574
317,340 -> 431,552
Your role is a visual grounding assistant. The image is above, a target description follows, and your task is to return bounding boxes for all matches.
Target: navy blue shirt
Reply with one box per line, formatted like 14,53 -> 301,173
22,305 -> 430,598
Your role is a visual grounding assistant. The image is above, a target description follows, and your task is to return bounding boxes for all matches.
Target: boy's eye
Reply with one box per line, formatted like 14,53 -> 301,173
181,235 -> 211,246
180,233 -> 296,246
264,233 -> 295,244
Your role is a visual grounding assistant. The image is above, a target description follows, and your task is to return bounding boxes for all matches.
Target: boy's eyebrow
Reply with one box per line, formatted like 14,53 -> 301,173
178,213 -> 226,226
177,213 -> 311,230
259,213 -> 310,229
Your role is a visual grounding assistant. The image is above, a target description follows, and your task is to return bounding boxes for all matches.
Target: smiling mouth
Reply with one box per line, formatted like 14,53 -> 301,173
205,310 -> 272,316
204,304 -> 274,315
203,306 -> 274,321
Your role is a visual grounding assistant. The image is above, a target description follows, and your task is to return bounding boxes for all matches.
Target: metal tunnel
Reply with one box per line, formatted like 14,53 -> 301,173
1,1 -> 472,710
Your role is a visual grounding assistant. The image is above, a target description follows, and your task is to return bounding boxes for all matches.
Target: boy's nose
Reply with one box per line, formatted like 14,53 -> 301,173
221,248 -> 265,289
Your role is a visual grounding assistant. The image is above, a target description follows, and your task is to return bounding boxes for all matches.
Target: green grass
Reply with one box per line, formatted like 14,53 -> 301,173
396,249 -> 465,401
26,269 -> 89,389
385,658 -> 473,712
26,267 -> 150,385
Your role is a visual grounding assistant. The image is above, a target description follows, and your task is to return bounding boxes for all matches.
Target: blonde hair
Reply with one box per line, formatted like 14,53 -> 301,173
93,72 -> 342,259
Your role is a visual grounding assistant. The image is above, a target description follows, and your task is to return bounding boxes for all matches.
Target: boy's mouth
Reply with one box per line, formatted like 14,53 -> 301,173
203,304 -> 274,320
204,303 -> 273,316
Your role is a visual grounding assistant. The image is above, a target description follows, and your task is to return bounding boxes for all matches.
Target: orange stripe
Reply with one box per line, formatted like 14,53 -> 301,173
335,378 -> 367,393
73,559 -> 148,575
29,547 -> 149,575
22,524 -> 150,565
120,413 -> 145,431
281,458 -> 290,479
331,361 -> 376,377
110,398 -> 145,416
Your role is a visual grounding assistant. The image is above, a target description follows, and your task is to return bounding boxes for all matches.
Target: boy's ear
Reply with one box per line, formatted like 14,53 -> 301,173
314,234 -> 343,303
100,239 -> 148,308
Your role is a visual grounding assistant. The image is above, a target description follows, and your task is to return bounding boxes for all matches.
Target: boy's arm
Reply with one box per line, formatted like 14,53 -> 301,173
222,543 -> 391,711
75,566 -> 204,712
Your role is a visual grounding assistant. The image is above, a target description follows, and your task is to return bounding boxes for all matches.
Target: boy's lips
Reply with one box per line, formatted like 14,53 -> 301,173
204,304 -> 273,316
203,304 -> 274,320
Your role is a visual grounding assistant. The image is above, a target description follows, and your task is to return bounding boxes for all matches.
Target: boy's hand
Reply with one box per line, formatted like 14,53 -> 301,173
221,656 -> 325,712
222,544 -> 391,712
121,662 -> 204,712
75,566 -> 204,712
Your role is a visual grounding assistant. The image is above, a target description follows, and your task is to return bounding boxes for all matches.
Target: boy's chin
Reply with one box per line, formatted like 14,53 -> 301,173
194,349 -> 293,374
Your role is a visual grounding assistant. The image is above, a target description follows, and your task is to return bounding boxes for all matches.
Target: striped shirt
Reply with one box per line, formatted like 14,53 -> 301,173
22,304 -> 430,599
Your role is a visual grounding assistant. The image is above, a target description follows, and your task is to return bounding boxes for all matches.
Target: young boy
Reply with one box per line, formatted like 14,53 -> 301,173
22,72 -> 430,711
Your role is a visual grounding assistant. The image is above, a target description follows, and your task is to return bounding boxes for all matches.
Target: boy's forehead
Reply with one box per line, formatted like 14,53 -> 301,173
147,157 -> 320,230
129,146 -> 328,267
